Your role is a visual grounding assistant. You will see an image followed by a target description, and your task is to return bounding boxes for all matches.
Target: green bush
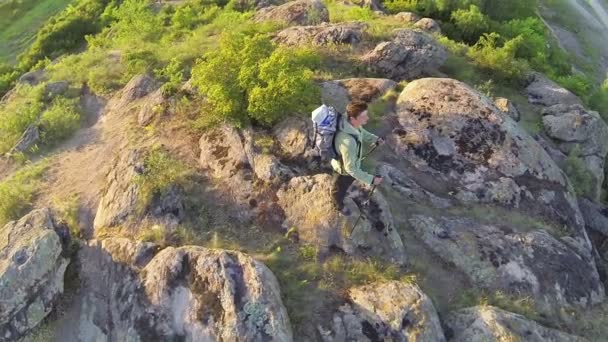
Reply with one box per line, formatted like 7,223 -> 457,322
450,5 -> 490,43
564,145 -> 594,197
39,97 -> 82,146
191,33 -> 319,127
467,32 -> 528,82
0,84 -> 46,153
0,161 -> 49,226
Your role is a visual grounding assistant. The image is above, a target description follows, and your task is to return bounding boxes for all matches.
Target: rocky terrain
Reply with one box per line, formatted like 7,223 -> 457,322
1,0 -> 608,341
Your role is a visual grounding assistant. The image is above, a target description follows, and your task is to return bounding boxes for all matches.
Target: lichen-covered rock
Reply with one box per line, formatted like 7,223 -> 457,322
409,215 -> 604,315
321,78 -> 398,113
525,72 -> 581,107
273,116 -> 311,158
76,238 -> 293,341
137,88 -> 166,126
362,29 -> 447,81
414,18 -> 441,33
254,0 -> 329,26
391,78 -> 587,240
445,306 -> 588,342
274,23 -> 364,46
394,12 -> 419,23
276,174 -> 406,264
8,125 -> 39,155
109,74 -> 158,112
319,281 -> 445,342
494,97 -> 520,122
541,104 -> 608,200
0,209 -> 70,341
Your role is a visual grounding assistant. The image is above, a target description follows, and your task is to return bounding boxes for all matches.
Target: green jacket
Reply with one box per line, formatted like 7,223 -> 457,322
330,115 -> 379,185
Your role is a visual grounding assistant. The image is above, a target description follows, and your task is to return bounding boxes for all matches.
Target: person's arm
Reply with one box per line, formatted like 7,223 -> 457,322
340,138 -> 374,185
360,128 -> 379,147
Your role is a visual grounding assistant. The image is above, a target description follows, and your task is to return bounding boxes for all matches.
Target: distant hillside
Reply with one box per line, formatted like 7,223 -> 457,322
0,0 -> 73,64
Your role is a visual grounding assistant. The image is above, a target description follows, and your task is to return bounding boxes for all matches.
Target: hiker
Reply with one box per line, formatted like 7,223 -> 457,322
330,100 -> 384,214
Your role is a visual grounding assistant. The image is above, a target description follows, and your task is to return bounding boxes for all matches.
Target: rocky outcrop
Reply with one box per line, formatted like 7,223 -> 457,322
276,174 -> 406,265
525,72 -> 581,107
362,29 -> 447,81
579,197 -> 608,236
254,0 -> 329,26
0,209 -> 70,341
274,23 -> 364,46
8,125 -> 39,155
391,78 -> 587,239
445,306 -> 588,342
319,281 -> 445,341
409,215 -> 604,315
76,238 -> 292,341
320,78 -> 397,113
137,88 -> 166,126
494,97 -> 520,122
414,18 -> 441,34
18,70 -> 46,86
93,149 -> 143,231
108,74 -> 158,113
541,104 -> 608,200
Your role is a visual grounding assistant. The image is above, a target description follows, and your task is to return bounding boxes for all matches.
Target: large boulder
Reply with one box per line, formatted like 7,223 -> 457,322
445,306 -> 588,342
391,78 -> 587,240
8,125 -> 39,155
108,74 -> 158,112
274,23 -> 364,47
409,214 -> 604,315
0,209 -> 70,341
525,72 -> 582,107
254,0 -> 329,26
276,174 -> 406,264
76,238 -> 293,341
579,197 -> 608,237
321,78 -> 398,113
541,104 -> 608,201
362,29 -> 447,81
394,12 -> 419,23
319,281 -> 445,341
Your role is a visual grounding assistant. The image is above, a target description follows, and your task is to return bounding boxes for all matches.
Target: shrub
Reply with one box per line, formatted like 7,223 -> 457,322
191,33 -> 320,127
564,145 -> 594,197
467,32 -> 528,82
39,97 -> 81,146
0,161 -> 49,226
0,84 -> 46,153
450,5 -> 490,43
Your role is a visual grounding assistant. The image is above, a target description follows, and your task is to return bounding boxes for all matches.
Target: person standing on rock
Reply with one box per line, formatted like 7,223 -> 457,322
331,100 -> 384,214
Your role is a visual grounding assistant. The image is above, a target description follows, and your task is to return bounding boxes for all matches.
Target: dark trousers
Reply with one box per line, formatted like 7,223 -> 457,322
331,174 -> 355,210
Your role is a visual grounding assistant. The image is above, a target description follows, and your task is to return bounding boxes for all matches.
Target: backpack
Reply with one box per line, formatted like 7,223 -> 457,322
311,104 -> 341,161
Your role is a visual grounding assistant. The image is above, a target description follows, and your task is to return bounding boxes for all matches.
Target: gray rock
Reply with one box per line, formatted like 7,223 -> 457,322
43,81 -> 69,101
321,78 -> 398,113
76,238 -> 293,341
414,18 -> 441,34
254,0 -> 329,26
273,116 -> 311,158
409,215 -> 604,315
274,23 -> 364,46
8,125 -> 39,155
93,149 -> 143,231
137,88 -> 165,126
392,78 -> 587,240
319,281 -> 445,341
525,72 -> 582,107
18,70 -> 46,86
242,128 -> 294,183
494,97 -> 520,122
0,209 -> 69,341
362,29 -> 447,81
445,306 -> 588,342
109,74 -> 158,112
579,197 -> 608,236
541,104 -> 608,201
276,174 -> 406,265
394,12 -> 419,23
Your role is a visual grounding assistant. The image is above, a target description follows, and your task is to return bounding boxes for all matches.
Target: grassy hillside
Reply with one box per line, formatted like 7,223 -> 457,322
0,0 -> 73,64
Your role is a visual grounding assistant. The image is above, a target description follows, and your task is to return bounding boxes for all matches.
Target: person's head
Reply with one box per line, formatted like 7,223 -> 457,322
346,101 -> 369,128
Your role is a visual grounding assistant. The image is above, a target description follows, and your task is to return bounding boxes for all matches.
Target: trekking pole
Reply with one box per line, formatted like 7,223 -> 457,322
349,184 -> 378,235
361,139 -> 382,160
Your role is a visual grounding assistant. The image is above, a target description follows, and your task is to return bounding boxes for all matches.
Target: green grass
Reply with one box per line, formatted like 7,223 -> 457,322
0,160 -> 49,226
0,0 -> 73,64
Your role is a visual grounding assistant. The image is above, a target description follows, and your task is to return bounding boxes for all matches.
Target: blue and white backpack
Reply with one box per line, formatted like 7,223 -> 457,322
311,104 -> 341,161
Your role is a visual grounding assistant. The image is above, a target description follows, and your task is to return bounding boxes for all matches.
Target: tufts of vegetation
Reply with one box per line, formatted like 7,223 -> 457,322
0,160 -> 49,226
191,33 -> 320,128
564,145 -> 594,197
